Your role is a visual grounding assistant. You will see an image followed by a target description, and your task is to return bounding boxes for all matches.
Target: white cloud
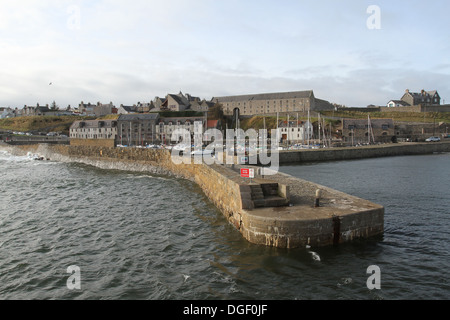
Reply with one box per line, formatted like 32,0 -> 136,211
0,1 -> 449,108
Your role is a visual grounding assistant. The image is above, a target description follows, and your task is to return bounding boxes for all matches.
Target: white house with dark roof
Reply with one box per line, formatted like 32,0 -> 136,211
277,120 -> 313,143
70,120 -> 118,140
387,100 -> 410,108
117,105 -> 137,115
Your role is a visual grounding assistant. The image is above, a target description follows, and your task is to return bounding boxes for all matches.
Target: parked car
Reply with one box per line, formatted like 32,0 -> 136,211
425,136 -> 441,142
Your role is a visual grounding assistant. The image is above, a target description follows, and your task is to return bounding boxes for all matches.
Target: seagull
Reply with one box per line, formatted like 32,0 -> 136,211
49,82 -> 53,86
183,274 -> 190,283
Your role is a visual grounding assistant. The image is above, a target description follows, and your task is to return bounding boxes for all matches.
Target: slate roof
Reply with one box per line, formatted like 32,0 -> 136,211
342,118 -> 394,129
212,90 -> 314,103
70,120 -> 117,129
158,116 -> 204,124
120,106 -> 135,113
118,114 -> 160,121
168,94 -> 190,106
388,100 -> 410,106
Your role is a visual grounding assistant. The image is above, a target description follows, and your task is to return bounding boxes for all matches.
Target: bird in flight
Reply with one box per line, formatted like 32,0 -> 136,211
49,82 -> 53,86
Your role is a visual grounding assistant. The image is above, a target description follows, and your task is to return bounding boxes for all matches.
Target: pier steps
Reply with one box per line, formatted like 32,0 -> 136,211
250,183 -> 289,208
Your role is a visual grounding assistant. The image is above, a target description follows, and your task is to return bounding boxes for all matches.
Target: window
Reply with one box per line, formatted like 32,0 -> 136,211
348,125 -> 355,130
382,124 -> 389,130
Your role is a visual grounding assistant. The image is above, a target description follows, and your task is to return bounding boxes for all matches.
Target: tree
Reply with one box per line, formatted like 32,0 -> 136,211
50,100 -> 59,111
207,103 -> 224,121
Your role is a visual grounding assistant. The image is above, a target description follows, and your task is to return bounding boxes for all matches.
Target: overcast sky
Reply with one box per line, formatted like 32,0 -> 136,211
1,0 -> 449,109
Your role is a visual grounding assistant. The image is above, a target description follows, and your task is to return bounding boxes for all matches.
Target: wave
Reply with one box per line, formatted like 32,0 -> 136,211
20,144 -> 181,178
0,150 -> 34,163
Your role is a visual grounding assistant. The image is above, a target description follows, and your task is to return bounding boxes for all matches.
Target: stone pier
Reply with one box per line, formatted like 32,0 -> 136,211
3,144 -> 385,248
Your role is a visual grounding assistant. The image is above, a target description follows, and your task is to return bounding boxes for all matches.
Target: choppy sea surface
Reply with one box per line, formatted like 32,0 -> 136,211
0,148 -> 448,300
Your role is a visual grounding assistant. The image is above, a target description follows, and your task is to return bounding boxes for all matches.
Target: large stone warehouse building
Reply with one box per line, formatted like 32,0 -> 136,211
211,90 -> 335,116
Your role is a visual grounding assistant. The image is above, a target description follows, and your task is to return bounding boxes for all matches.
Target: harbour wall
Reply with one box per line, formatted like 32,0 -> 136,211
278,141 -> 450,164
6,143 -> 385,249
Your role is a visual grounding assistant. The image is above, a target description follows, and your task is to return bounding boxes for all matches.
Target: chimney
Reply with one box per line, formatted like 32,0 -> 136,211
405,89 -> 409,93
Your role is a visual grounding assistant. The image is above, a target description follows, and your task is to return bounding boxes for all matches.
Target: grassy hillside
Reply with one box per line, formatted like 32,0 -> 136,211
0,116 -> 92,134
321,110 -> 450,123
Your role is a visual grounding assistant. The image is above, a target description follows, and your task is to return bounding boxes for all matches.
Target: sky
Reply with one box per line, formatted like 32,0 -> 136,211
1,0 -> 449,109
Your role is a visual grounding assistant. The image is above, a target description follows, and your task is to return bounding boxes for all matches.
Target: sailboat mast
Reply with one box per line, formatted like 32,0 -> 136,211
287,114 -> 290,146
318,113 -> 321,146
307,110 -> 310,146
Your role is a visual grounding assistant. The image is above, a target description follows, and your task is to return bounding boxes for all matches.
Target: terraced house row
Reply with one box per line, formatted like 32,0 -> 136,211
70,114 -> 220,147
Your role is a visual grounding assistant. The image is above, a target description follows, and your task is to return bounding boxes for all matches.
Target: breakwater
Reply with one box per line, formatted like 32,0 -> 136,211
278,141 -> 450,164
5,144 -> 385,248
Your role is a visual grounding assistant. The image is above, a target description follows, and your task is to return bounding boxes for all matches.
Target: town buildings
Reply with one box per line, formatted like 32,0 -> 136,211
70,120 -> 118,147
401,89 -> 440,106
70,113 -> 216,147
156,115 -> 206,144
79,102 -> 117,117
117,114 -> 160,146
211,90 -> 335,117
277,120 -> 313,144
386,100 -> 410,108
1,107 -> 16,119
387,89 -> 441,108
70,120 -> 118,139
340,118 -> 395,144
